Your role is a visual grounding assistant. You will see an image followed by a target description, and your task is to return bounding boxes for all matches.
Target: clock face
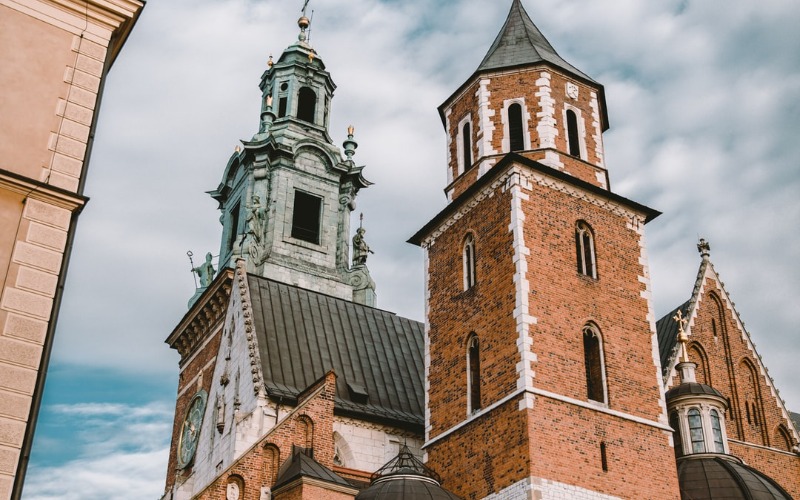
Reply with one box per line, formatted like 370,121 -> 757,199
177,390 -> 207,469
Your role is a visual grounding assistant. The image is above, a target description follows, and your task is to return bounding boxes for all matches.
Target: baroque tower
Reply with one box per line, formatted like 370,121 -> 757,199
208,13 -> 376,306
410,1 -> 681,498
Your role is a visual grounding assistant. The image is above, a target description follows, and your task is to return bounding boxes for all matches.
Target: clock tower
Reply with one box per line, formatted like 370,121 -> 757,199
410,1 -> 681,498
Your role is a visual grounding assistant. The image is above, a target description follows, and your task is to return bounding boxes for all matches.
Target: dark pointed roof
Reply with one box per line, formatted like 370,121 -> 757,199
477,0 -> 595,83
249,275 -> 425,430
355,446 -> 462,500
273,448 -> 352,490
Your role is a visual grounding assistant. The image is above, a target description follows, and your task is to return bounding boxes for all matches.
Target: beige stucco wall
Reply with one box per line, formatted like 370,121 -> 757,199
0,1 -> 143,498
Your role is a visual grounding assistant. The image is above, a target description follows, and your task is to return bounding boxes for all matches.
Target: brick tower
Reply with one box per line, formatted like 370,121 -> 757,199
410,1 -> 681,498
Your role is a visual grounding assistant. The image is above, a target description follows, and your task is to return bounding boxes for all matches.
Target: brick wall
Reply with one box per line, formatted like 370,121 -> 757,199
668,274 -> 800,497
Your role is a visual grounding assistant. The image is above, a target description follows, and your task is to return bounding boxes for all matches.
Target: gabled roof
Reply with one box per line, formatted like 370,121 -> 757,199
248,275 -> 425,429
477,0 -> 596,83
273,448 -> 352,490
658,243 -> 800,442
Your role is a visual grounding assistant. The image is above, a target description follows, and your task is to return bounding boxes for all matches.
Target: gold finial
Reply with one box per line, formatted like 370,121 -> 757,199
267,54 -> 274,68
347,125 -> 355,136
308,51 -> 315,63
235,145 -> 241,153
266,95 -> 273,107
674,309 -> 690,363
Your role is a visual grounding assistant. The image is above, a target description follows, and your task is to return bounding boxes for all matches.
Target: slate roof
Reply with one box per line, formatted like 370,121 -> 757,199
656,300 -> 691,379
248,275 -> 425,429
791,412 -> 800,431
273,448 -> 352,490
477,0 -> 596,84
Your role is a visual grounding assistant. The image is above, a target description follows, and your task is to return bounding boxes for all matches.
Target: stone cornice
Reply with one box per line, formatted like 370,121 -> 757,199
0,168 -> 87,212
166,269 -> 233,362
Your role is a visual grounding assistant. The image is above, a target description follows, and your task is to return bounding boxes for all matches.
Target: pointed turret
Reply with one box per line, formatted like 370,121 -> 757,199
476,0 -> 596,85
438,0 -> 610,202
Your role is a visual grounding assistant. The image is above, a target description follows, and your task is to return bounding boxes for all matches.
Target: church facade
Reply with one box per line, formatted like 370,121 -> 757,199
160,2 -> 800,499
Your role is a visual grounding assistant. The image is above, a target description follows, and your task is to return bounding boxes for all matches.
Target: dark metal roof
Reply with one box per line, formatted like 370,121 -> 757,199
792,412 -> 800,431
477,0 -> 596,83
408,153 -> 660,246
355,445 -> 462,500
656,300 -> 691,378
677,456 -> 793,500
248,275 -> 425,429
665,382 -> 725,401
273,447 -> 352,490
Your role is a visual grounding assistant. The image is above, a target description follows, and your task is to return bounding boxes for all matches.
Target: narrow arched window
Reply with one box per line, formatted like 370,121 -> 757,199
776,425 -> 794,452
462,121 -> 472,170
583,324 -> 606,404
670,411 -> 683,458
688,408 -> 705,453
575,221 -> 597,278
508,103 -> 524,152
297,87 -> 317,123
566,109 -> 581,157
463,234 -> 476,290
710,410 -> 725,452
467,334 -> 481,413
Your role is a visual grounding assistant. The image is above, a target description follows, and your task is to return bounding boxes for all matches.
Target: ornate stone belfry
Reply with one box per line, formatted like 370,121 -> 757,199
208,13 -> 376,306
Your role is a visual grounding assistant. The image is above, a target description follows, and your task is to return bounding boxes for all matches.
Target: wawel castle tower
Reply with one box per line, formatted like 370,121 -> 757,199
161,2 -> 800,500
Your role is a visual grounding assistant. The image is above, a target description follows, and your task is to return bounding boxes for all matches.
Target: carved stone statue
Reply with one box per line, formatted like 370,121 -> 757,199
352,227 -> 373,266
192,252 -> 216,288
246,195 -> 267,265
226,482 -> 239,500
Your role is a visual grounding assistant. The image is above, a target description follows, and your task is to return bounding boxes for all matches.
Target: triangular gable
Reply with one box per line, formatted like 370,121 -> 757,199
660,253 -> 800,444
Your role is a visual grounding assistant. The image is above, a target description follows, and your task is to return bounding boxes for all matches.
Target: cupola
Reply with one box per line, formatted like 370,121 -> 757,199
355,445 -> 461,500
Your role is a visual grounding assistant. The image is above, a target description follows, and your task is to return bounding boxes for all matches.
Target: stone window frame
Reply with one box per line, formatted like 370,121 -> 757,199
289,189 -> 324,246
462,233 -> 476,291
466,333 -> 482,415
582,323 -> 608,405
501,98 -> 531,154
563,103 -> 588,160
297,86 -> 317,124
456,114 -> 473,176
672,403 -> 731,457
575,220 -> 597,279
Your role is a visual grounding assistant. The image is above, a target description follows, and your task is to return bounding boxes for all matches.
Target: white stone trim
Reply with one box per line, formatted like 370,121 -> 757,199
728,438 -> 800,457
589,91 -> 606,169
484,475 -> 621,500
504,174 -> 537,411
445,108 -> 453,185
535,72 -> 563,170
562,103 -> 588,161
476,78 -> 497,162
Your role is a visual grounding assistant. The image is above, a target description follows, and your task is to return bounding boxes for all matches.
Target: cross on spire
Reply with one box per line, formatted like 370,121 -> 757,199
301,0 -> 310,16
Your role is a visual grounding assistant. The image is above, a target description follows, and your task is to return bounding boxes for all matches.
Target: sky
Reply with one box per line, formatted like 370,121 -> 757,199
23,0 -> 800,498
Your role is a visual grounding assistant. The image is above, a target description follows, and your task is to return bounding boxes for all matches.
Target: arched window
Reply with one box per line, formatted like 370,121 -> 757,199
467,334 -> 481,413
508,103 -> 524,152
463,234 -> 476,290
566,109 -> 581,157
297,87 -> 317,123
462,121 -> 472,170
670,411 -> 683,458
688,408 -> 705,453
583,324 -> 607,404
575,221 -> 597,278
710,410 -> 725,452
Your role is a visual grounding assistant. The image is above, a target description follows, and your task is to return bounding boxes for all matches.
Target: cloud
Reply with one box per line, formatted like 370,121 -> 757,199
24,402 -> 172,500
42,0 -> 800,457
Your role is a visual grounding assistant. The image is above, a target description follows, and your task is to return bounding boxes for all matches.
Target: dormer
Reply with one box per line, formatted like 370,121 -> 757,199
439,0 -> 610,201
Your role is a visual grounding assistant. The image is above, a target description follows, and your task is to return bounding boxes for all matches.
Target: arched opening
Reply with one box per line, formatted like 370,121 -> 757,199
688,408 -> 705,453
467,334 -> 481,413
689,343 -> 711,386
297,87 -> 317,123
264,444 -> 280,485
462,121 -> 472,170
463,234 -> 476,290
297,415 -> 314,455
583,323 -> 607,404
776,425 -> 794,452
576,221 -> 597,278
566,109 -> 581,157
508,103 -> 524,152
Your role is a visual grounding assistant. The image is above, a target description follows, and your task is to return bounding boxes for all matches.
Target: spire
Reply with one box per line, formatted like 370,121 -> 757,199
477,0 -> 596,84
698,238 -> 711,260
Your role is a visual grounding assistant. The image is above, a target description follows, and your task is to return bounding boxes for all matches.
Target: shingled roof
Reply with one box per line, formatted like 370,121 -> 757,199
248,275 -> 425,429
476,0 -> 596,84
